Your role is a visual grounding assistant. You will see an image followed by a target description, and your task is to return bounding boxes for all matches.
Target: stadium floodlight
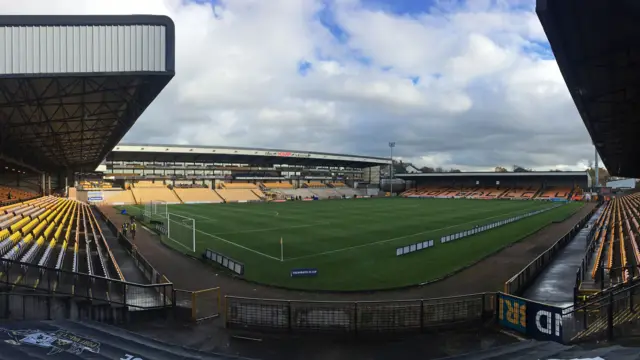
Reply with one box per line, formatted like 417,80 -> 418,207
389,142 -> 396,195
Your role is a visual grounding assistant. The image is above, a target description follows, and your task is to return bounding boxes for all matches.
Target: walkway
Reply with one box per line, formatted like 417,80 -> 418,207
523,206 -> 603,307
96,217 -> 148,285
99,203 -> 597,301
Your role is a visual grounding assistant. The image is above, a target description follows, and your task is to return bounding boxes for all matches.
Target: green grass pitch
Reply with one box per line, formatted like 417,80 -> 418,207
117,198 -> 583,291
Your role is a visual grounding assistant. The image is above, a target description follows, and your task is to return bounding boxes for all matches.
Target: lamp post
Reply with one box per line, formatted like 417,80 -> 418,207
389,142 -> 395,195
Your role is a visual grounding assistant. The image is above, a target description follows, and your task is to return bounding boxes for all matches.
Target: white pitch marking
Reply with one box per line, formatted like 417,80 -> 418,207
212,221 -> 331,235
284,205 -> 555,262
196,229 -> 281,261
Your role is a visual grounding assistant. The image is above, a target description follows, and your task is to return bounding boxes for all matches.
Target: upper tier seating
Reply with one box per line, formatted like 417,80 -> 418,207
174,188 -> 224,203
133,181 -> 166,188
79,181 -> 115,189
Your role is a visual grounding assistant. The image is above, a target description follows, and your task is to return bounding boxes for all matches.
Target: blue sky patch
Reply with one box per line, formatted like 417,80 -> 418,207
297,60 -> 313,76
315,1 -> 349,43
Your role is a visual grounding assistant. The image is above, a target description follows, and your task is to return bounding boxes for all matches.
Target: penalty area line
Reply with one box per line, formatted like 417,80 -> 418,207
196,228 -> 281,261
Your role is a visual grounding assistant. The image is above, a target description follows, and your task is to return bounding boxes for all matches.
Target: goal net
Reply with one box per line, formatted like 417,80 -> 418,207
144,200 -> 168,222
166,212 -> 196,252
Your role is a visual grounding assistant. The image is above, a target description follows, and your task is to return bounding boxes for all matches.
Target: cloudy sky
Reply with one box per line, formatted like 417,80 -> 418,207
4,0 -> 597,171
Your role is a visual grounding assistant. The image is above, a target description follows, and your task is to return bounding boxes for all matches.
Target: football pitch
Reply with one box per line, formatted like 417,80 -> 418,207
117,198 -> 583,291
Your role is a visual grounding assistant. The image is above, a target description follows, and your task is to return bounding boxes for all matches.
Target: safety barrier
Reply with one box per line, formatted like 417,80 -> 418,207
0,257 -> 173,310
225,293 -> 495,333
562,278 -> 640,343
173,287 -> 221,322
503,206 -> 597,295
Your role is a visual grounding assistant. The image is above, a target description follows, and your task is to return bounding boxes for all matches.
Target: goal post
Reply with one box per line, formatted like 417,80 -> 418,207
153,200 -> 168,219
166,212 -> 196,253
144,200 -> 168,222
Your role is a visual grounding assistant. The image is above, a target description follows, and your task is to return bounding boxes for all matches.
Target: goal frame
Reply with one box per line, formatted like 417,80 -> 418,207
144,200 -> 168,221
167,212 -> 196,253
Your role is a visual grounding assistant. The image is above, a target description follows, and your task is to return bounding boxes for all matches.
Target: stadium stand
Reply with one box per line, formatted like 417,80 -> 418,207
261,182 -> 294,189
215,189 -> 260,202
501,187 -> 540,199
133,181 -> 166,188
580,195 -> 640,289
100,190 -> 137,205
216,183 -> 263,202
303,182 -> 326,188
0,185 -> 38,204
309,188 -> 342,199
131,182 -> 180,204
79,180 -> 116,189
535,186 -> 572,200
466,187 -> 509,199
278,188 -> 316,199
334,187 -> 366,197
0,197 -> 125,296
174,188 -> 224,204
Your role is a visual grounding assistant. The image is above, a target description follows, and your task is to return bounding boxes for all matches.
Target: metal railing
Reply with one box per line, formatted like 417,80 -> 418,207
225,293 -> 495,334
562,278 -> 640,343
504,207 -> 597,295
0,257 -> 173,310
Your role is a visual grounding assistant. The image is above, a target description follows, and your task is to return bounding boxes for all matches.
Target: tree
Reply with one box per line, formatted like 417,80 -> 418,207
449,168 -> 462,173
494,166 -> 508,173
392,163 -> 406,175
512,165 -> 531,172
420,166 -> 435,173
435,167 -> 444,173
586,166 -> 610,187
549,169 -> 563,172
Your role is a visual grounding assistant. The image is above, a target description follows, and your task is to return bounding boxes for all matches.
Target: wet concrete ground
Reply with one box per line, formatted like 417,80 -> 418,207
523,208 -> 603,308
125,318 -> 518,360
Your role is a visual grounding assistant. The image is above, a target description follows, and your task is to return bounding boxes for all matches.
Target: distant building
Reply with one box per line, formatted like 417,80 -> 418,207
606,178 -> 636,189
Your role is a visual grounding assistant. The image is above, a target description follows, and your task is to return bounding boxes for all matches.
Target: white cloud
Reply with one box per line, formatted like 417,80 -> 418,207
0,0 -> 595,171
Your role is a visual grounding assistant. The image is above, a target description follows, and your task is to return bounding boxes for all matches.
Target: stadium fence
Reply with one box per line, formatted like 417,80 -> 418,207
224,293 -> 495,334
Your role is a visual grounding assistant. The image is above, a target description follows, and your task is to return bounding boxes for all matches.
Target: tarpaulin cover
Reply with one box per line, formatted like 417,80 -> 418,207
0,320 -> 252,360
